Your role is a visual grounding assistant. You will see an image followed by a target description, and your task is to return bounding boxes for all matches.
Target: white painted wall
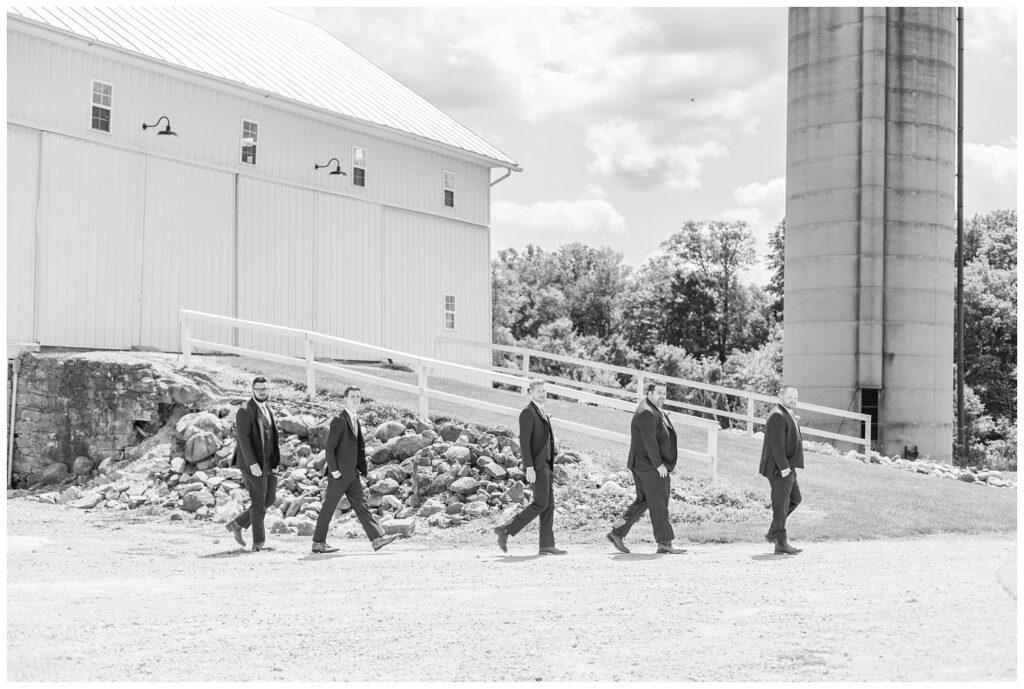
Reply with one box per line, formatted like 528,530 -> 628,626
6,126 -> 39,343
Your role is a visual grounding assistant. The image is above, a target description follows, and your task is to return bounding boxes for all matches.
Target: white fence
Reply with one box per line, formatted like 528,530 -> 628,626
435,336 -> 872,461
179,310 -> 720,478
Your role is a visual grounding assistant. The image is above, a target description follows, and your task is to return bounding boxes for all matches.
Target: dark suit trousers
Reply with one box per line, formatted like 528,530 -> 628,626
611,468 -> 674,544
504,462 -> 555,547
313,474 -> 384,544
233,470 -> 278,544
767,470 -> 801,541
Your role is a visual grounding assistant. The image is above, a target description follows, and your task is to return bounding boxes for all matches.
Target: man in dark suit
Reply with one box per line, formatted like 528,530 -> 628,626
225,376 -> 280,552
759,385 -> 804,555
311,386 -> 398,554
607,382 -> 685,554
493,378 -> 566,555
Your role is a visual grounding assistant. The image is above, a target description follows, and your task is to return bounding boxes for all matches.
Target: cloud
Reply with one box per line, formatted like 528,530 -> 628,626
492,187 -> 628,236
719,177 -> 786,286
584,121 -> 729,191
964,139 -> 1017,215
965,7 -> 1017,70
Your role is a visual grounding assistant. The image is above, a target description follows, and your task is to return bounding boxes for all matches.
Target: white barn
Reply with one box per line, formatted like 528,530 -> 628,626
6,7 -> 519,363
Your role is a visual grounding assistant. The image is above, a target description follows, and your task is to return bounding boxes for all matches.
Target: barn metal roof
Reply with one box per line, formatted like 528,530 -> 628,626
7,6 -> 520,169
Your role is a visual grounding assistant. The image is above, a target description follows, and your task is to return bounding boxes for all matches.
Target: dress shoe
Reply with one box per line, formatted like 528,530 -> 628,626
371,534 -> 399,551
251,541 -> 266,552
538,546 -> 567,555
656,541 -> 686,554
606,531 -> 630,554
774,539 -> 802,555
494,525 -> 509,553
764,531 -> 774,543
312,541 -> 339,554
225,520 -> 246,547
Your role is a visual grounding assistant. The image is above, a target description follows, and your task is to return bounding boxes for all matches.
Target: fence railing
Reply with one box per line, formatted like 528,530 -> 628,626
435,336 -> 871,460
179,310 -> 719,478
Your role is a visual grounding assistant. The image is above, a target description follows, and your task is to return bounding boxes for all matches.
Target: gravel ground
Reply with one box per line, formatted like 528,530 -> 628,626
5,499 -> 1016,682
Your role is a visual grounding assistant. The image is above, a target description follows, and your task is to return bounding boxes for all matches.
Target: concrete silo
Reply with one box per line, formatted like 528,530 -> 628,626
784,8 -> 957,461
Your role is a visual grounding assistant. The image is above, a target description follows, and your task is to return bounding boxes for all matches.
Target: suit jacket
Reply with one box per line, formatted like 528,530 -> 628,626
519,401 -> 556,470
234,398 -> 281,473
759,404 -> 805,477
324,409 -> 367,479
628,399 -> 677,472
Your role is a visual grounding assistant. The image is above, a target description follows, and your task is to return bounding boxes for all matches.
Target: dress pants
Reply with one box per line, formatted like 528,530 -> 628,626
766,470 -> 801,541
233,469 -> 278,545
313,474 -> 385,544
504,462 -> 555,548
611,467 -> 674,544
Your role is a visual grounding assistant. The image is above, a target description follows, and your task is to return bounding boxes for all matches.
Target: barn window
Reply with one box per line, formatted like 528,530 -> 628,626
444,294 -> 456,330
443,170 -> 455,208
353,146 -> 366,187
91,80 -> 112,132
241,120 -> 258,165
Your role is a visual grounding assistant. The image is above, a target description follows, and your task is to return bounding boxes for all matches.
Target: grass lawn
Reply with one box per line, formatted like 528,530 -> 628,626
191,353 -> 1017,544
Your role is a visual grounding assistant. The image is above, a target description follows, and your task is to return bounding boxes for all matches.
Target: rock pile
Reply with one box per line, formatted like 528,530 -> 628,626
844,450 -> 1017,488
17,404 -> 609,536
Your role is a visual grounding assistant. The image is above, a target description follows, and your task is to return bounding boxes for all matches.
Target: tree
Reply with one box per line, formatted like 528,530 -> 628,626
661,220 -> 758,362
764,219 -> 785,322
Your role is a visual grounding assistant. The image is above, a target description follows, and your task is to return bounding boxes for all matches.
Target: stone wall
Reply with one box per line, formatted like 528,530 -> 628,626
10,351 -> 205,484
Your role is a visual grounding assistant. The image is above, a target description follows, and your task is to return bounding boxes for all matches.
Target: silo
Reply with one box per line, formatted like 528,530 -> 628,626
784,8 -> 956,461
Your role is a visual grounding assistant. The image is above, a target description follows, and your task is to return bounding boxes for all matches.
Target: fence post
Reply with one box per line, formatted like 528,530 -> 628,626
304,334 -> 316,400
636,374 -> 645,404
746,395 -> 755,437
418,365 -> 429,421
521,353 -> 531,394
708,426 -> 718,482
181,314 -> 192,368
863,417 -> 872,462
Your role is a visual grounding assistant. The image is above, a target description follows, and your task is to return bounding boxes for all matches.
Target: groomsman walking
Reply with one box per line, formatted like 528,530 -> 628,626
759,385 -> 804,555
493,378 -> 567,555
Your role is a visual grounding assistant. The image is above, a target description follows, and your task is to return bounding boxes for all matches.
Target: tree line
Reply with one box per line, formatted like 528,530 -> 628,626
491,211 -> 1016,468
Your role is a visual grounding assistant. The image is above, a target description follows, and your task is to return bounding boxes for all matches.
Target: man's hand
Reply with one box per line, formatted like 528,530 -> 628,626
526,467 -> 537,484
656,464 -> 668,478
331,470 -> 341,479
249,463 -> 262,477
780,467 -> 792,477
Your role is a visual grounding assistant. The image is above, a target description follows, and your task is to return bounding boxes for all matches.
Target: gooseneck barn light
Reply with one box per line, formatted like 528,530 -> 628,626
314,158 -> 346,176
142,115 -> 178,136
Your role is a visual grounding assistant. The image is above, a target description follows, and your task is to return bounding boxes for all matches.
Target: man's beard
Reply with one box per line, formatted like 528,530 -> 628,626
254,393 -> 269,402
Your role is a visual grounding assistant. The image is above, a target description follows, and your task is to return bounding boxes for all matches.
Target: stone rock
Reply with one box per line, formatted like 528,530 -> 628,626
501,482 -> 526,504
185,432 -> 222,463
182,488 -> 216,513
445,502 -> 465,515
294,518 -> 316,537
269,516 -> 292,535
72,456 -> 95,476
384,517 -> 416,536
307,421 -> 332,451
167,380 -> 204,406
370,478 -> 400,495
444,446 -> 472,465
553,465 -> 571,484
380,494 -> 403,511
367,492 -> 383,508
56,486 -> 81,505
417,498 -> 445,517
212,499 -> 243,523
482,462 -> 508,480
170,457 -> 187,474
464,502 -> 490,518
385,464 -> 409,483
393,435 -> 428,460
957,472 -> 976,483
69,493 -> 103,509
195,458 -> 218,472
278,414 -> 316,437
450,476 -> 479,494
438,423 -> 465,442
419,428 -> 437,442
370,442 -> 396,465
375,421 -> 407,442
40,462 -> 69,485
987,476 -> 1007,487
600,480 -> 628,496
338,495 -> 351,511
175,411 -> 224,441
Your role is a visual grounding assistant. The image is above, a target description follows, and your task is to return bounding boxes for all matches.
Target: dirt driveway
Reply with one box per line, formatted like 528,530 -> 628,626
5,499 -> 1016,682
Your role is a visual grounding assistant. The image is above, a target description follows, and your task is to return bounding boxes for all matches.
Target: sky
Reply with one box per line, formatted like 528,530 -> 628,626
281,4 -> 1018,285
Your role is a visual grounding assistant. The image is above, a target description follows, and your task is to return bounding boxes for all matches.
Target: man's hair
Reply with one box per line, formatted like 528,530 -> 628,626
252,376 -> 267,386
343,385 -> 361,398
528,378 -> 546,393
646,381 -> 666,395
780,384 -> 798,395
